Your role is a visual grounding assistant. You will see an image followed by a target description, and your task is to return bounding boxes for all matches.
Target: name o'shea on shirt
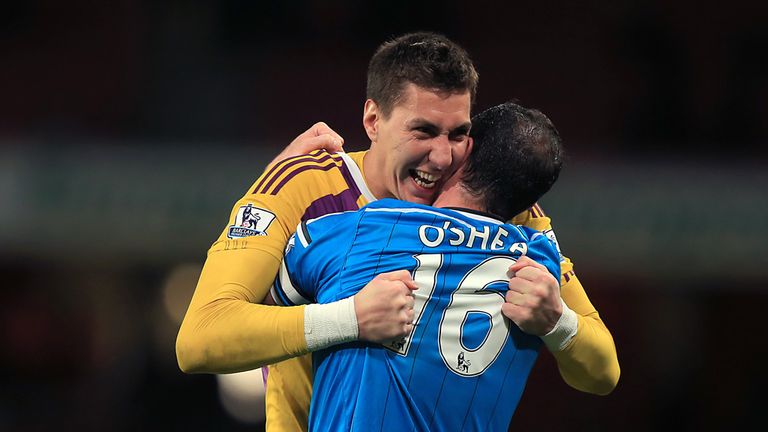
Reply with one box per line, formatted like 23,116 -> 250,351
417,221 -> 528,258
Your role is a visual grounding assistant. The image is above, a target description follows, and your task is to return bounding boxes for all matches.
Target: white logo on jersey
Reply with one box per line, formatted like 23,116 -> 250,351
284,236 -> 295,255
227,204 -> 276,238
543,229 -> 564,261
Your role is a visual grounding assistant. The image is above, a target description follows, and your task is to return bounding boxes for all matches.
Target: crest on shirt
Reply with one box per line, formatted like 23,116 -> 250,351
457,352 -> 472,373
227,204 -> 276,238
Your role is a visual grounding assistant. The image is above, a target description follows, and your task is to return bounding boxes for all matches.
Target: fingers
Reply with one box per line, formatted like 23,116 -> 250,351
379,270 -> 418,291
501,302 -> 525,321
507,261 -> 556,290
401,308 -> 416,334
507,255 -> 548,275
308,122 -> 345,148
505,289 -> 521,304
404,279 -> 418,291
507,273 -> 535,294
505,289 -> 541,308
379,269 -> 412,280
299,133 -> 344,153
510,266 -> 541,281
405,295 -> 415,310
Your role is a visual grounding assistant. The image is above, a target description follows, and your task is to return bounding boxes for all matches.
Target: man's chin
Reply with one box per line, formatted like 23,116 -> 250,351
406,196 -> 433,205
401,183 -> 438,205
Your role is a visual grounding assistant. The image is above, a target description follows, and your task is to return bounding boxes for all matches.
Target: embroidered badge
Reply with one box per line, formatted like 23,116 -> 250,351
227,204 -> 276,238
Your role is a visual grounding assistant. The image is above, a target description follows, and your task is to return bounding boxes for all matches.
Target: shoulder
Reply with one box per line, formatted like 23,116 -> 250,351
509,203 -> 552,231
362,198 -> 446,216
253,150 -> 347,196
362,198 -> 414,210
359,200 -> 458,229
300,209 -> 362,242
209,151 -> 360,256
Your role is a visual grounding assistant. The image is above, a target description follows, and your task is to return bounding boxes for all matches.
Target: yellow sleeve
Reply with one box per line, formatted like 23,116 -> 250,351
176,249 -> 309,373
512,203 -> 620,395
552,273 -> 620,395
176,151 -> 353,373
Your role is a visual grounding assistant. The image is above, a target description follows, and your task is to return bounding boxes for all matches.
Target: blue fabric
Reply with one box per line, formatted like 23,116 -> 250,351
276,199 -> 561,432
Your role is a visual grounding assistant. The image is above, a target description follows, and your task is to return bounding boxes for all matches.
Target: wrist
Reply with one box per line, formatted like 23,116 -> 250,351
304,297 -> 359,351
540,298 -> 578,352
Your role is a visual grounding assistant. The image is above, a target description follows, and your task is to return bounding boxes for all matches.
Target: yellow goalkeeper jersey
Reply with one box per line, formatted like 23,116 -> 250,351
215,150 -> 376,430
177,149 -> 619,432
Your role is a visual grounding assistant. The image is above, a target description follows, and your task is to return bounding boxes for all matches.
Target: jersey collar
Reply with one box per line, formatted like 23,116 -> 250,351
443,207 -> 505,224
338,152 -> 377,203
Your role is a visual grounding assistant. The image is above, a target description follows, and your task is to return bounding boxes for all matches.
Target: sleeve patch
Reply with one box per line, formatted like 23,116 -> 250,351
227,204 -> 277,238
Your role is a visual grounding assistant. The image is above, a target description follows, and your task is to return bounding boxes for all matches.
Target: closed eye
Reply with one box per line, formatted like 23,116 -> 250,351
412,125 -> 439,139
448,125 -> 470,142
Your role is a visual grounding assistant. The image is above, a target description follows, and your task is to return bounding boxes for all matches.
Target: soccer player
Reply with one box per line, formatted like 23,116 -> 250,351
176,32 -> 618,431
269,102 -> 579,430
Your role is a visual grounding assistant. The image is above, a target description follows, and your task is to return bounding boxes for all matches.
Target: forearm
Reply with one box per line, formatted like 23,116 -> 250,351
176,249 -> 309,373
551,312 -> 620,395
550,274 -> 620,395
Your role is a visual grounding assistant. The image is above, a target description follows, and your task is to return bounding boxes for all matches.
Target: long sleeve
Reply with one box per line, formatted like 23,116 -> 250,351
175,248 -> 309,373
512,204 -> 620,395
550,269 -> 620,395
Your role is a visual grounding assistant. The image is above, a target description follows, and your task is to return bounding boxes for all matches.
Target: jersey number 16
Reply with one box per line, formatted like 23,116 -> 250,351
385,253 -> 515,377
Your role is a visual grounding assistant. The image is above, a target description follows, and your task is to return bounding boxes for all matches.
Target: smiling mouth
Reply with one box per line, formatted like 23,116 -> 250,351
409,169 -> 440,189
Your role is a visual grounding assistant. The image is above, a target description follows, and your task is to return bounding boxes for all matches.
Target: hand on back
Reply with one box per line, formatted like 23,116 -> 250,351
502,256 -> 563,336
267,122 -> 345,169
354,270 -> 418,343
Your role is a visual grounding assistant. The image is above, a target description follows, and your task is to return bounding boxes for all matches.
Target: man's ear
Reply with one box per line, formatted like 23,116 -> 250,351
463,136 -> 474,165
363,99 -> 380,143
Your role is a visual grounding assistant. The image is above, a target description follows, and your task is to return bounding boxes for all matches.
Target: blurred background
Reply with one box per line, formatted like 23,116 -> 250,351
1,1 -> 767,430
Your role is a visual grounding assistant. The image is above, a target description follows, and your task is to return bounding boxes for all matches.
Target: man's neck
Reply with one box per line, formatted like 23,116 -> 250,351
361,148 -> 388,200
432,182 -> 484,213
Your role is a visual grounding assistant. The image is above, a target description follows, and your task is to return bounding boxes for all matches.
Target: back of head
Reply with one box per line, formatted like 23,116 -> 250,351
462,102 -> 564,220
367,32 -> 479,117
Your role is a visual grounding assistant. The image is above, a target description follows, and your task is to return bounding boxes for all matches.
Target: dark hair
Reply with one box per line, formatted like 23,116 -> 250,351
367,32 -> 479,117
462,102 -> 564,220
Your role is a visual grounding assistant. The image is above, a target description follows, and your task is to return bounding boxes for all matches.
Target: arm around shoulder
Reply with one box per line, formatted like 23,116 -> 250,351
175,248 -> 310,374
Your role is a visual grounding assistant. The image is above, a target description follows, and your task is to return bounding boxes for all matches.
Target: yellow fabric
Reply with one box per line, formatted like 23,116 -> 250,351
510,206 -> 620,394
553,274 -> 620,395
176,150 -> 371,431
176,250 -> 306,373
177,149 -> 618,432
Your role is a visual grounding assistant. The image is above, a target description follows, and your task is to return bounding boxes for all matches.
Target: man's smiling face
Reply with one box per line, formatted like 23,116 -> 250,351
365,83 -> 472,205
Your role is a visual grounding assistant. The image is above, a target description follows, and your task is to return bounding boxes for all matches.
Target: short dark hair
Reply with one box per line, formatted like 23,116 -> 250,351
367,32 -> 479,117
462,102 -> 564,220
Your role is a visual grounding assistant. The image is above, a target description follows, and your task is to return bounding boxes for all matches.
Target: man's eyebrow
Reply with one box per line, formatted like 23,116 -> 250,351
451,122 -> 472,133
406,119 -> 440,133
406,119 -> 472,133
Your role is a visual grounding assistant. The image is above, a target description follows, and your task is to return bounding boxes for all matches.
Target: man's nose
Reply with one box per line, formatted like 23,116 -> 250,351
427,135 -> 452,170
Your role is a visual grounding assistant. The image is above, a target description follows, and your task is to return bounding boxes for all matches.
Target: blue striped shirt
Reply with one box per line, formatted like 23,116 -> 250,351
272,199 -> 561,431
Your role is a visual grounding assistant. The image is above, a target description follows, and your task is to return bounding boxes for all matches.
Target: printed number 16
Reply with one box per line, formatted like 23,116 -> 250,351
385,253 -> 515,377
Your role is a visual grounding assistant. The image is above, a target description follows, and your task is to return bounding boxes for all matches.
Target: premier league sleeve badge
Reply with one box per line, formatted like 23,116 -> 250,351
227,204 -> 277,238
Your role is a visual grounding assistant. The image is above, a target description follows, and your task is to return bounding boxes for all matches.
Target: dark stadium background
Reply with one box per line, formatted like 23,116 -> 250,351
2,1 -> 766,430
